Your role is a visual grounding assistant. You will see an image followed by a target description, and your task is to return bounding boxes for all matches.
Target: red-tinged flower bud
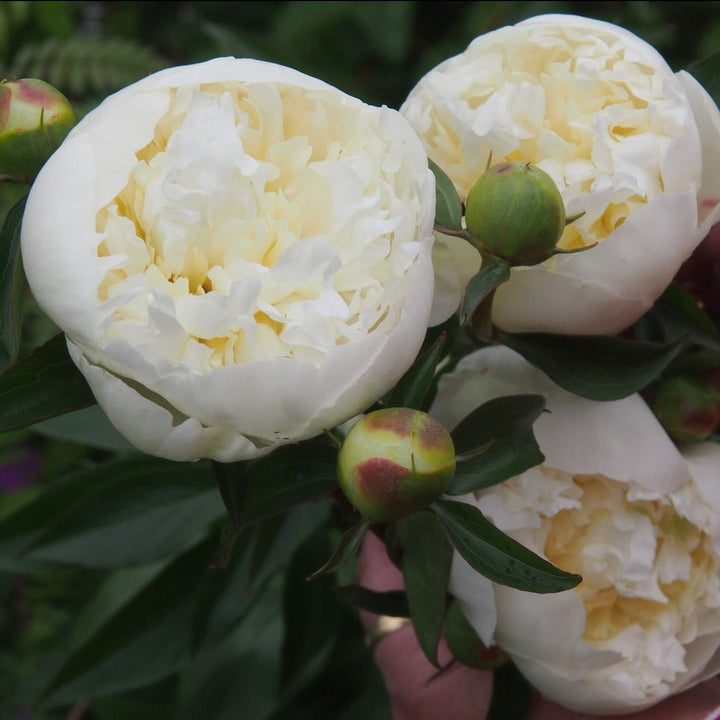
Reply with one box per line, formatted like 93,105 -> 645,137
0,78 -> 76,181
653,374 -> 720,443
465,161 -> 566,265
337,408 -> 456,523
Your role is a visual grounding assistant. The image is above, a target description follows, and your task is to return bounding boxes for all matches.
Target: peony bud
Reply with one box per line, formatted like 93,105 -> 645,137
465,161 -> 565,265
653,374 -> 720,442
337,408 -> 456,522
0,78 -> 76,181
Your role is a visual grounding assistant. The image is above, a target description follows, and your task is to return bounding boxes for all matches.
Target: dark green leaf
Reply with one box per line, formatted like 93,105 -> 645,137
498,331 -> 687,400
449,440 -> 544,496
448,395 -> 545,495
688,49 -> 720,109
650,282 -> 720,350
23,457 -> 224,567
40,540 -> 213,707
444,600 -> 505,669
92,678 -> 177,720
177,575 -> 284,720
460,262 -> 510,327
31,405 -> 137,452
238,443 -> 338,526
0,472 -> 92,573
192,502 -> 328,653
0,196 -> 27,363
387,332 -> 446,411
212,460 -> 246,528
281,526 -> 342,691
486,663 -> 532,720
451,394 -> 545,455
336,584 -> 409,618
399,511 -> 452,666
432,500 -> 581,593
307,519 -> 368,581
0,333 -> 96,432
70,563 -> 169,650
429,159 -> 463,232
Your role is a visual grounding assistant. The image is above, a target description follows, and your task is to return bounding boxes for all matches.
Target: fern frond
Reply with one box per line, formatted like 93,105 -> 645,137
5,37 -> 166,97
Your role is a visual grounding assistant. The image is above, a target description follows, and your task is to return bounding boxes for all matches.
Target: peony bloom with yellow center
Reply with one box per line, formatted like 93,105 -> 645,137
402,14 -> 720,332
431,346 -> 720,714
21,58 -> 436,461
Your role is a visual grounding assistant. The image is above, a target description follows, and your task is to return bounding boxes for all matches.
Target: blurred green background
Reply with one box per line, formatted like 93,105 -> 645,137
1,2 -> 719,719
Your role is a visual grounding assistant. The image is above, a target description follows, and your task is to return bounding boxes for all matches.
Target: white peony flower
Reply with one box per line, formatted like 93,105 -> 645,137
21,58 -> 436,462
432,346 -> 720,714
402,14 -> 720,333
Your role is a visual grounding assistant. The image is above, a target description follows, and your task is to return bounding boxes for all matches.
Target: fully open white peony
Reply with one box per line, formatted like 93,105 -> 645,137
432,347 -> 720,714
403,14 -> 720,332
21,58 -> 436,461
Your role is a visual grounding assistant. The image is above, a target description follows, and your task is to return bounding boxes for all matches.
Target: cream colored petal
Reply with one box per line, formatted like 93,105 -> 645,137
21,136 -> 104,346
492,192 -> 701,335
432,346 -> 688,494
677,70 -> 720,219
67,340 -> 264,461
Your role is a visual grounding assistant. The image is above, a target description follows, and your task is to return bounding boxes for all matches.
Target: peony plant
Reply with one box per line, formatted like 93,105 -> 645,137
2,7 -> 720,720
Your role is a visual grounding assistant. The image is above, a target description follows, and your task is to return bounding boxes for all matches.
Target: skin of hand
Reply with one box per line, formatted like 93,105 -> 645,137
357,532 -> 720,720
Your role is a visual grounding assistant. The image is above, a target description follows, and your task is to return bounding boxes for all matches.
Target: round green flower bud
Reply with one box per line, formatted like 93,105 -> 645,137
653,374 -> 720,443
337,408 -> 456,522
0,78 -> 76,181
465,161 -> 566,265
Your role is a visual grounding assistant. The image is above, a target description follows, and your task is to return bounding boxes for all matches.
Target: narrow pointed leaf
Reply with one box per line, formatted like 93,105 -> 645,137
432,500 -> 580,593
0,333 -> 95,431
399,511 -> 452,666
498,331 -> 687,400
307,519 -> 368,581
388,332 -> 446,411
650,282 -> 720,350
0,195 -> 27,362
429,159 -> 463,232
449,440 -> 544,495
451,395 -> 545,455
460,261 -> 510,326
192,503 -> 327,653
282,527 -> 341,690
237,443 -> 338,526
178,580 -> 284,720
448,395 -> 545,495
31,405 -> 137,452
336,584 -> 410,617
40,540 -> 214,707
22,458 -> 223,567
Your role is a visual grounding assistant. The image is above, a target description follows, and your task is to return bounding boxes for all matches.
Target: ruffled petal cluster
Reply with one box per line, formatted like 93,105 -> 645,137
402,14 -> 720,333
432,347 -> 720,714
22,58 -> 436,461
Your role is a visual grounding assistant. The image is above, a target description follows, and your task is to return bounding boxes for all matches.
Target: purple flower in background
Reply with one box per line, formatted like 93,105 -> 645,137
0,449 -> 40,492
